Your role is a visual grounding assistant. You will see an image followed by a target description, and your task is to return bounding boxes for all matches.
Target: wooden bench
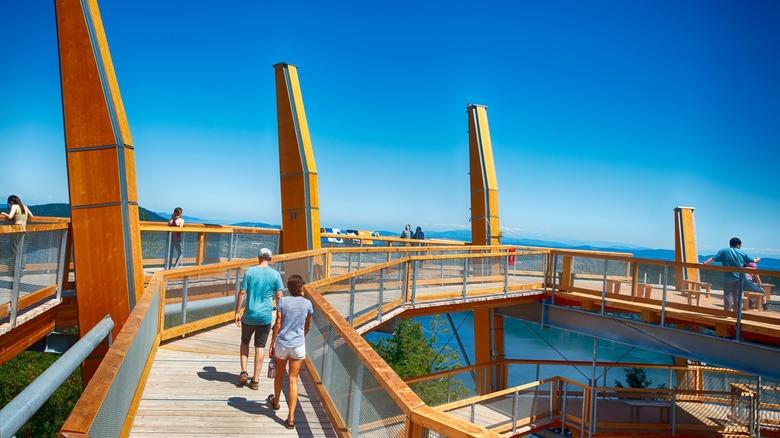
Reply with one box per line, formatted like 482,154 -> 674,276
633,283 -> 653,299
681,279 -> 712,298
623,399 -> 672,423
681,289 -> 704,306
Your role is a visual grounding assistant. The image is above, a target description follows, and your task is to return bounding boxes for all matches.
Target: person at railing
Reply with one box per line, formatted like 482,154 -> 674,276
744,261 -> 767,310
234,248 -> 284,390
167,207 -> 184,268
702,237 -> 762,312
1,195 -> 33,275
413,226 -> 425,243
267,274 -> 313,430
400,224 -> 412,246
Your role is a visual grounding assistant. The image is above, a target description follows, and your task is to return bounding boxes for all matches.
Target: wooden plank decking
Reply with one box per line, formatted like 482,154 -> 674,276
129,324 -> 336,437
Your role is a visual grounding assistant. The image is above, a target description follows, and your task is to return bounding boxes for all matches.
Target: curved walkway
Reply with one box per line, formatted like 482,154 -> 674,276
129,323 -> 336,438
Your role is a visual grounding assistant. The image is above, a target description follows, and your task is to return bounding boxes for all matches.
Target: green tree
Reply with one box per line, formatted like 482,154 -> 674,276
369,316 -> 470,405
0,351 -> 82,437
614,367 -> 666,389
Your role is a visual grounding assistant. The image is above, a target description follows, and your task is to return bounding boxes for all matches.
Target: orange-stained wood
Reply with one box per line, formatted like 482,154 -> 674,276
467,104 -> 500,246
0,308 -> 57,366
56,0 -> 144,385
274,62 -> 321,253
674,207 -> 700,290
473,308 -> 492,395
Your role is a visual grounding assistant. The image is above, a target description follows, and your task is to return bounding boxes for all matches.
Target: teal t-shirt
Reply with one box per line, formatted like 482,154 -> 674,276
240,266 -> 283,325
711,247 -> 752,281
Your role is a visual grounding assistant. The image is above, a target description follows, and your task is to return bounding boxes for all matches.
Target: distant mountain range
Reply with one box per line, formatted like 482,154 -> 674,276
28,203 -> 166,222
24,205 -> 778,270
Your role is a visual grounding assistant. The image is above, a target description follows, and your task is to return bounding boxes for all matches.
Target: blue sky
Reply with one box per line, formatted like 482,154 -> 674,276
1,1 -> 779,256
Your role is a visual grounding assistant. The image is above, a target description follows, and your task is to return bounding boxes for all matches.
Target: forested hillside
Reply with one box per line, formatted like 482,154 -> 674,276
27,203 -> 167,222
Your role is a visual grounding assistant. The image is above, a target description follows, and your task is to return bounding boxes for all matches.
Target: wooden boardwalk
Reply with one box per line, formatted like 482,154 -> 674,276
129,324 -> 337,438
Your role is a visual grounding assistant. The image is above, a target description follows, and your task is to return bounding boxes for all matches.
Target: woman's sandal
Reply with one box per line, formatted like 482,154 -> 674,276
284,418 -> 295,429
266,394 -> 280,411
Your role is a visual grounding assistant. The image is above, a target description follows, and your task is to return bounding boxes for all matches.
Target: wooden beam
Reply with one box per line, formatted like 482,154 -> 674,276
467,104 -> 500,246
0,308 -> 56,365
55,0 -> 144,384
274,62 -> 321,253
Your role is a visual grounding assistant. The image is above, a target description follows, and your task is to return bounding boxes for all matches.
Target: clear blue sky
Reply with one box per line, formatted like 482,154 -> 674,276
1,1 -> 779,256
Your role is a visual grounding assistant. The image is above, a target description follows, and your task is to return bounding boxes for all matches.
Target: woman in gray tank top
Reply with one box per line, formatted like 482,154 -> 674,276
268,275 -> 313,429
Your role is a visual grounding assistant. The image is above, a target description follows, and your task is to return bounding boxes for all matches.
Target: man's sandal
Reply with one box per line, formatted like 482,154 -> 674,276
267,394 -> 280,410
248,380 -> 259,390
284,418 -> 295,429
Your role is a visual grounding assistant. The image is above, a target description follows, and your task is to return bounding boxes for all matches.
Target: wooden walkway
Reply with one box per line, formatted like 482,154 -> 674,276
129,324 -> 337,438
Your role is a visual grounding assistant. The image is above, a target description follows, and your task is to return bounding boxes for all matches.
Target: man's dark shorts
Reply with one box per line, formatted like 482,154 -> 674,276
241,322 -> 272,348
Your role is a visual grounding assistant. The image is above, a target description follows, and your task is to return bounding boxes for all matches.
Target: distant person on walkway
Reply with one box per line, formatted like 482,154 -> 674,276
702,237 -> 762,312
267,274 -> 313,430
167,207 -> 184,268
235,248 -> 283,390
1,195 -> 33,275
400,224 -> 412,246
413,226 -> 425,244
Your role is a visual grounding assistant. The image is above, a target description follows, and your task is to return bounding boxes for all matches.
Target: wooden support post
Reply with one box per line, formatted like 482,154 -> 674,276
467,104 -> 500,246
560,256 -> 574,291
493,312 -> 507,391
274,62 -> 321,254
674,207 -> 700,290
55,0 -> 144,385
473,308 -> 491,395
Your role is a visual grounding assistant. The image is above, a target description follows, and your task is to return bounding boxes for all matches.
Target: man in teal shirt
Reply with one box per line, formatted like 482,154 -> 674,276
235,248 -> 283,390
702,237 -> 761,312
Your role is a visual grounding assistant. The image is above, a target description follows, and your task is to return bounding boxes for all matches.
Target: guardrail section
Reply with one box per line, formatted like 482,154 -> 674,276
0,223 -> 69,331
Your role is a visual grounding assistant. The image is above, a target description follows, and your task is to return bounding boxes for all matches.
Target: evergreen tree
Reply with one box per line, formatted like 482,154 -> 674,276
369,316 -> 470,405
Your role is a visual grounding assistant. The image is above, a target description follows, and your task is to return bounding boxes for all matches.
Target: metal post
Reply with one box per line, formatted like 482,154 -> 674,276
55,228 -> 69,301
661,266 -> 669,325
600,259 -> 608,315
412,259 -> 418,306
589,338 -> 598,436
504,253 -> 509,297
561,382 -> 568,436
401,263 -> 408,309
9,233 -> 25,328
736,274 -> 745,340
672,393 -> 677,434
165,232 -> 172,270
377,268 -> 385,322
447,374 -> 452,403
228,232 -> 234,261
543,253 -> 549,293
552,255 -> 559,293
462,258 -> 469,301
348,277 -> 356,326
511,390 -> 519,434
181,276 -> 189,325
234,268 -> 242,299
347,252 -> 353,272
470,403 -> 476,423
757,375 -> 762,438
357,251 -> 363,271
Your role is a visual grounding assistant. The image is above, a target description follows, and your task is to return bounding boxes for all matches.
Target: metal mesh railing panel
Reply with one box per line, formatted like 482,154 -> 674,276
89,285 -> 160,437
0,228 -> 65,308
232,232 -> 280,259
308,304 -> 405,437
163,269 -> 242,329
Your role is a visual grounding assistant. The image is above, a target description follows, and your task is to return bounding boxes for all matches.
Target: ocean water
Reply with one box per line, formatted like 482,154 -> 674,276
367,311 -> 675,389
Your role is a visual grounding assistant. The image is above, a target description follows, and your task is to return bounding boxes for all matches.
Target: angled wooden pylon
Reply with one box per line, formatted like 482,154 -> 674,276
273,63 -> 321,253
55,0 -> 144,383
467,104 -> 501,246
674,206 -> 700,289
467,104 -> 505,393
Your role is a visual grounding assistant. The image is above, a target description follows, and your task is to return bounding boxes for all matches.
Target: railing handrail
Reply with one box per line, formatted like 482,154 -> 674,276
0,315 -> 113,438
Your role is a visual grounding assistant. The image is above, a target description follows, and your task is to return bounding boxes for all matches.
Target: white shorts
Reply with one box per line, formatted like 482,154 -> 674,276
274,343 -> 306,360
